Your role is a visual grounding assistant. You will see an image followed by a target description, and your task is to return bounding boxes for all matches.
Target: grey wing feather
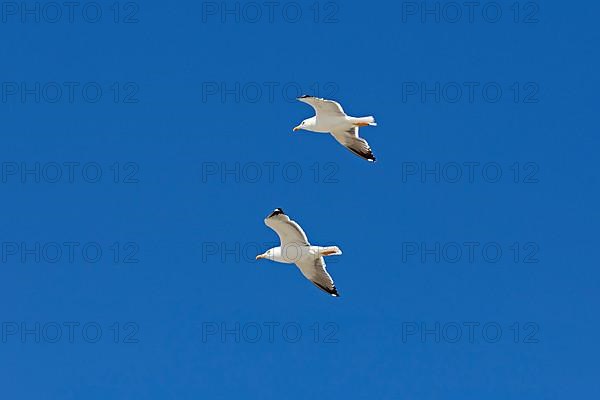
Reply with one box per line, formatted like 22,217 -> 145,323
330,127 -> 377,162
297,96 -> 346,117
296,256 -> 339,297
264,213 -> 310,247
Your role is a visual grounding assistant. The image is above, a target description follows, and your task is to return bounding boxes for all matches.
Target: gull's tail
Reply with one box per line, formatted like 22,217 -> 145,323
353,116 -> 377,127
320,246 -> 343,256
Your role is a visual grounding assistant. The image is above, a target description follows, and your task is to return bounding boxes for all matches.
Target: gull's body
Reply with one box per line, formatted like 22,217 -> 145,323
256,208 -> 342,297
293,95 -> 378,162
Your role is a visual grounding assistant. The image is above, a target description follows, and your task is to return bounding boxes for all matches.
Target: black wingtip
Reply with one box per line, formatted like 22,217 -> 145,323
267,208 -> 285,218
348,147 -> 377,163
298,95 -> 313,99
312,281 -> 340,297
364,151 -> 377,163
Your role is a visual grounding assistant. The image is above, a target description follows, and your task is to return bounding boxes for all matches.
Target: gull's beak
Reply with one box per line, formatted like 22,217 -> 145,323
256,253 -> 267,260
293,125 -> 301,132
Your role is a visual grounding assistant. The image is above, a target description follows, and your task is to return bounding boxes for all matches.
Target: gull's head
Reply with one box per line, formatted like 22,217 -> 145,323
256,249 -> 271,260
293,117 -> 315,132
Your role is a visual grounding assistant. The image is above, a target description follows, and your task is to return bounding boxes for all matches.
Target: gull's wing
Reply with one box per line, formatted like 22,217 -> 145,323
264,208 -> 310,247
330,127 -> 377,162
297,95 -> 347,117
296,256 -> 340,297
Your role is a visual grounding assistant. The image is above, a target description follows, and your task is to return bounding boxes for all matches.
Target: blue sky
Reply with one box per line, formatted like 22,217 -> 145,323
1,1 -> 599,398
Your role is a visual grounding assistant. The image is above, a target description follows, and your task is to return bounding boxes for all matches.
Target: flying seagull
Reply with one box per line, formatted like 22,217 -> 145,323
255,208 -> 342,297
293,95 -> 378,162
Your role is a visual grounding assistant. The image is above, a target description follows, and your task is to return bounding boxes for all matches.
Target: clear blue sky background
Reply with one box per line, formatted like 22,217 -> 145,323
1,1 -> 599,398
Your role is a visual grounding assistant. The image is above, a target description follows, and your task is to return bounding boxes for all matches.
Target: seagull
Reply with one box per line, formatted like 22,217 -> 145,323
255,208 -> 343,297
293,95 -> 378,162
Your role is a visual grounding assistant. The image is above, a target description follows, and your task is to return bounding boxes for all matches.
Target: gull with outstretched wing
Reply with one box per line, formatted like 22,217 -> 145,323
293,95 -> 378,162
256,208 -> 343,297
